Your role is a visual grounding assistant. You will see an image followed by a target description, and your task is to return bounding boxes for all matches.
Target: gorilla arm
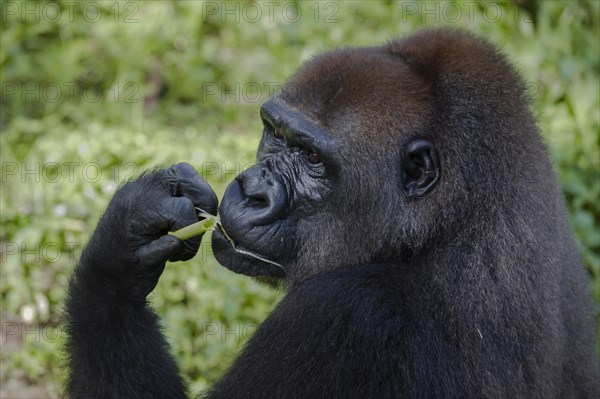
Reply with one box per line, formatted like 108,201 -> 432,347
65,163 -> 217,399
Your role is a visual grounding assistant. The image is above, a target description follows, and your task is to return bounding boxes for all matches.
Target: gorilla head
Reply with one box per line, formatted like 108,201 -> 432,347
212,29 -> 542,286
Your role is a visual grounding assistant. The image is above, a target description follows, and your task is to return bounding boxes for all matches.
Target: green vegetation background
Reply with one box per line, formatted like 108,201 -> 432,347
1,1 -> 598,397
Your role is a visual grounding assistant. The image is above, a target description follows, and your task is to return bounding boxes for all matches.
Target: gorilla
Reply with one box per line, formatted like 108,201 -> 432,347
65,29 -> 599,398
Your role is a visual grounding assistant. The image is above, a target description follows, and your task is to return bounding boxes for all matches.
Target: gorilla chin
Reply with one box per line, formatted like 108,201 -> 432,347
211,225 -> 287,278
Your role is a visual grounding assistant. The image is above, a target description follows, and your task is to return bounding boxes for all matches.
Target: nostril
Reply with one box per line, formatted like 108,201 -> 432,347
232,163 -> 287,225
246,195 -> 268,208
237,167 -> 272,208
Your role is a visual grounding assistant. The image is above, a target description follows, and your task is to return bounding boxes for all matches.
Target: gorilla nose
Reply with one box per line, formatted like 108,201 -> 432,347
228,165 -> 288,226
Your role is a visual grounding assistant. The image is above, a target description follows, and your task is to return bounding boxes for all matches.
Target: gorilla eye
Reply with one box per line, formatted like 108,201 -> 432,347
308,152 -> 321,164
273,129 -> 284,140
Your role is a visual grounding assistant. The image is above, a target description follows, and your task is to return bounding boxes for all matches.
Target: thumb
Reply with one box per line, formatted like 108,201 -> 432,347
130,235 -> 181,299
137,234 -> 181,266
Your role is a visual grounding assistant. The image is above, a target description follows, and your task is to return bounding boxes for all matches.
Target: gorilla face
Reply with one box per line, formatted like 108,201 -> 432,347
212,99 -> 340,278
212,49 -> 441,282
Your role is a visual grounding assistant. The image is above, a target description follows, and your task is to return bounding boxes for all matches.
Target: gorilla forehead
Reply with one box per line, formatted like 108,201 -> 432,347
276,47 -> 432,144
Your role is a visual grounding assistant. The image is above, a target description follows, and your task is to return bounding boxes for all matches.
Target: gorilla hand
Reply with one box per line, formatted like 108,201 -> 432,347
79,162 -> 218,301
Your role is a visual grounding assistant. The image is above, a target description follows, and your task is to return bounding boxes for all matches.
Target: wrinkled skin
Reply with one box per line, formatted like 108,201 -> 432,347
212,95 -> 440,284
212,100 -> 341,279
65,29 -> 599,399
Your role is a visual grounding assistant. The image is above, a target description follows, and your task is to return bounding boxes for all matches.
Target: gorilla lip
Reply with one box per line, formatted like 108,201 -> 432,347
216,224 -> 286,272
217,222 -> 235,244
169,207 -> 286,276
217,227 -> 285,272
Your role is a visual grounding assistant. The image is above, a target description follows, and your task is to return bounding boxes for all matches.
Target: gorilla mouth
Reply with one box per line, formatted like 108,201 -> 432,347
212,224 -> 286,278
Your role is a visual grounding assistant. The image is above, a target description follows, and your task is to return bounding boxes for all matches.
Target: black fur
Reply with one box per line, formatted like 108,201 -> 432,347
65,29 -> 599,399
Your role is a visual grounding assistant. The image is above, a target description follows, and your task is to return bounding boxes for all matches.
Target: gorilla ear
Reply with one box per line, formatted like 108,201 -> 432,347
402,139 -> 440,199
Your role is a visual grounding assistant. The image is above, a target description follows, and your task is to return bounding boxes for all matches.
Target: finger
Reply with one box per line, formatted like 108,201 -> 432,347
137,234 -> 181,267
168,237 -> 201,262
164,195 -> 199,229
163,196 -> 203,262
166,163 -> 219,215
